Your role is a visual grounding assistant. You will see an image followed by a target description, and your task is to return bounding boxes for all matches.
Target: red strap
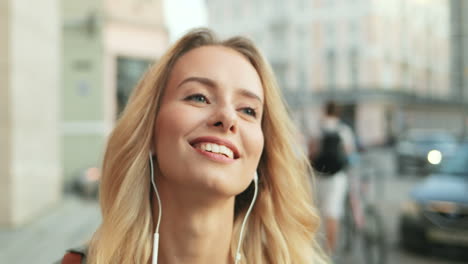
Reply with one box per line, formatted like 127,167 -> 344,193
61,252 -> 83,264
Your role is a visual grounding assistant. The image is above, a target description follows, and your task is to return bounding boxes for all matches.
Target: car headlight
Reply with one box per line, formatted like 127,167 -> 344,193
427,150 -> 442,165
401,200 -> 422,218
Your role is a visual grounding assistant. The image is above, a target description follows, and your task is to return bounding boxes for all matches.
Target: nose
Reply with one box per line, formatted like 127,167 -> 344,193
209,105 -> 238,133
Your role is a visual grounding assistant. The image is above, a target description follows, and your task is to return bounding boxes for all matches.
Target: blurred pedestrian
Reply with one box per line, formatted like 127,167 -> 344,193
58,28 -> 329,264
309,101 -> 356,254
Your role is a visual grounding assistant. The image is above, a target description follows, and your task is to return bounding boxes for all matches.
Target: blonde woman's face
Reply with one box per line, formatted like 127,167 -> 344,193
154,46 -> 265,197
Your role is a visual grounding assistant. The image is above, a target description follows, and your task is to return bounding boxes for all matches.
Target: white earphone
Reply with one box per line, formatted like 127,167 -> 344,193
149,152 -> 162,264
234,171 -> 258,264
148,152 -> 258,264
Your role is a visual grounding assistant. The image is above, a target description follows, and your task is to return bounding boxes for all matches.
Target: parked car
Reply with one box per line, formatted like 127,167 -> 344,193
399,144 -> 468,260
395,130 -> 458,175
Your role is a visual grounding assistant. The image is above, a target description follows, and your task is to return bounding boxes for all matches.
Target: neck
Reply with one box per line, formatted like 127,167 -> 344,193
152,179 -> 235,264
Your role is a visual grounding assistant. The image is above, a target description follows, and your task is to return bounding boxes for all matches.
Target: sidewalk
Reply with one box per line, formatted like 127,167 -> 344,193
0,195 -> 100,264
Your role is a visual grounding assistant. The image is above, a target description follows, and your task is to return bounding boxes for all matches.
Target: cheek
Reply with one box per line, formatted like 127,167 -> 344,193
154,106 -> 191,176
154,105 -> 200,152
247,126 -> 264,161
154,107 -> 184,151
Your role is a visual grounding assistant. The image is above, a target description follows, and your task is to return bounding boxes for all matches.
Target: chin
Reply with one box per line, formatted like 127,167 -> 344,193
190,170 -> 248,198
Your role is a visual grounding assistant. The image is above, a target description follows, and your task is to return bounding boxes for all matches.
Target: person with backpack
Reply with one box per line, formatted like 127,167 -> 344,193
309,101 -> 356,255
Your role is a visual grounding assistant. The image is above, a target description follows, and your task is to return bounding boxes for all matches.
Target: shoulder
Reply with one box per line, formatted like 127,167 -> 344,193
320,117 -> 339,132
69,245 -> 88,257
55,245 -> 88,264
337,122 -> 356,149
337,122 -> 352,133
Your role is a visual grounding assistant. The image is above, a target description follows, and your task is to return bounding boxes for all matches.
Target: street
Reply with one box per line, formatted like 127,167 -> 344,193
337,148 -> 466,264
344,175 -> 464,264
0,148 -> 466,264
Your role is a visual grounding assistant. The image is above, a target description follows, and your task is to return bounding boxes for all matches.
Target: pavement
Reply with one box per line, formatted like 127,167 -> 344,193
0,148 -> 466,264
0,196 -> 100,264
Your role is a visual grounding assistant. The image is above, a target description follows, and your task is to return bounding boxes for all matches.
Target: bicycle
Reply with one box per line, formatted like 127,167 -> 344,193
338,156 -> 388,264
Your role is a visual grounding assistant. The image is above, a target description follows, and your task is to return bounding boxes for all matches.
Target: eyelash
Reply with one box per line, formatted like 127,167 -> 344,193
185,93 -> 209,103
184,93 -> 258,118
241,107 -> 257,118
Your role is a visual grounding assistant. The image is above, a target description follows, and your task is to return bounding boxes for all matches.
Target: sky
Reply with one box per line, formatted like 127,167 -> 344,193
163,0 -> 208,42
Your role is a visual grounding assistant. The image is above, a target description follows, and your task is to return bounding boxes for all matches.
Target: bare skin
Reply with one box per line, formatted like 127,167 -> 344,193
325,217 -> 339,253
152,183 -> 235,264
151,45 -> 264,264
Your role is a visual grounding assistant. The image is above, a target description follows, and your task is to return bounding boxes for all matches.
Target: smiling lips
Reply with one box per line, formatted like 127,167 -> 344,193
195,143 -> 234,159
189,136 -> 240,160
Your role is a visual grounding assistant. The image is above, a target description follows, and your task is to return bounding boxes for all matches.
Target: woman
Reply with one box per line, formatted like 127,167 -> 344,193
60,28 -> 328,264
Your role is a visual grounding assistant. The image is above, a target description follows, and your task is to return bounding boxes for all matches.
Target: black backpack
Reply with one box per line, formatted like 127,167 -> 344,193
312,128 -> 348,176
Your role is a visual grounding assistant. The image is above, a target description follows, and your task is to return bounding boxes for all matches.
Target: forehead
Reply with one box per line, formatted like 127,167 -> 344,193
167,45 -> 264,99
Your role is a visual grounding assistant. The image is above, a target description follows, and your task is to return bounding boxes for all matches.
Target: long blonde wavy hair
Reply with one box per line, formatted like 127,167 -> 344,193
87,28 -> 328,264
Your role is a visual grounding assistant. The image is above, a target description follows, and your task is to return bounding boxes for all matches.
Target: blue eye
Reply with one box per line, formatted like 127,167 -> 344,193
185,94 -> 208,103
241,107 -> 257,117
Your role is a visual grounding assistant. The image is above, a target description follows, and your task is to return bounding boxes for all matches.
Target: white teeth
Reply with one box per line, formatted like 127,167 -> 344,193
196,143 -> 234,159
219,145 -> 228,155
220,145 -> 234,159
212,144 -> 219,153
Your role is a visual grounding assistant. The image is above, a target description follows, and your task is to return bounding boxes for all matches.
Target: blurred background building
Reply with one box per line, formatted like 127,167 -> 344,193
0,0 -> 168,227
450,0 -> 468,137
206,0 -> 466,147
61,0 -> 168,185
0,0 -> 61,227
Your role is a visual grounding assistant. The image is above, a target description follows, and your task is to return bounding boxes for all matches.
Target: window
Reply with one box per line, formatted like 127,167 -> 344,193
426,68 -> 433,96
116,57 -> 153,116
326,22 -> 336,45
272,63 -> 287,88
349,48 -> 359,88
326,49 -> 336,89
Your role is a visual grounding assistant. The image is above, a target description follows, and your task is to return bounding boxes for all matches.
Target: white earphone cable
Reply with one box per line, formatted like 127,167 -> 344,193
234,172 -> 259,264
149,153 -> 162,264
149,152 -> 258,264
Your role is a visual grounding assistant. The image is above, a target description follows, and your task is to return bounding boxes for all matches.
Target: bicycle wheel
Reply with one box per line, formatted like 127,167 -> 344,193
361,206 -> 387,264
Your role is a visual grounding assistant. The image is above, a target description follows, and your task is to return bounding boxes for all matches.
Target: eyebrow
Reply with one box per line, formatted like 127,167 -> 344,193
177,76 -> 263,103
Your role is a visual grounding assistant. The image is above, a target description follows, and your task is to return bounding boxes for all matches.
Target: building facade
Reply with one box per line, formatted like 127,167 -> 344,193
450,0 -> 468,137
0,0 -> 168,227
0,0 -> 61,226
62,0 -> 169,183
207,0 -> 461,147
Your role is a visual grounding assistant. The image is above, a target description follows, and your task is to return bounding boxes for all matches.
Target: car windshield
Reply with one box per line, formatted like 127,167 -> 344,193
407,133 -> 455,145
437,145 -> 468,176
